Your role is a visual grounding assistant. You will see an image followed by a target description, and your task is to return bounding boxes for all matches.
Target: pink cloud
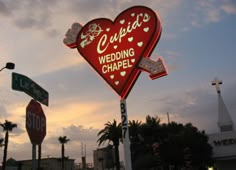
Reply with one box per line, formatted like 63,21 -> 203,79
221,3 -> 236,14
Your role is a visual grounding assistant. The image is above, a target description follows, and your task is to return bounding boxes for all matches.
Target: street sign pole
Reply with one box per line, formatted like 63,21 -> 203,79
32,144 -> 37,170
38,144 -> 41,170
120,99 -> 132,170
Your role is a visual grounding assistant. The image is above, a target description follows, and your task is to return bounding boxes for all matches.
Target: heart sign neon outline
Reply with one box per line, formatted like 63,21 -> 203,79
66,6 -> 163,99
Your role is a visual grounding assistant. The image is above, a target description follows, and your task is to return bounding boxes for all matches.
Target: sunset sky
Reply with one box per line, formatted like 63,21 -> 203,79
0,0 -> 236,164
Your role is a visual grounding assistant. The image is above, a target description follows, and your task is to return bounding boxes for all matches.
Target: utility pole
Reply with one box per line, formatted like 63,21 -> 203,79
167,112 -> 170,124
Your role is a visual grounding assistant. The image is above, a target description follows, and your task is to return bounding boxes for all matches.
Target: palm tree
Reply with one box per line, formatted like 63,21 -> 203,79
128,120 -> 143,167
128,120 -> 142,138
58,136 -> 70,170
0,120 -> 17,170
97,120 -> 122,170
145,115 -> 161,127
141,115 -> 161,144
0,138 -> 4,147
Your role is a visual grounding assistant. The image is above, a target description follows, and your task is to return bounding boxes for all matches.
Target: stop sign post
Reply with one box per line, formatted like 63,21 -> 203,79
26,99 -> 46,145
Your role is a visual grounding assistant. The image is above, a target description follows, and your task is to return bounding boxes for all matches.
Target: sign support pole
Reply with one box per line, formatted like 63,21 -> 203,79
120,99 -> 132,170
38,144 -> 41,170
32,144 -> 37,170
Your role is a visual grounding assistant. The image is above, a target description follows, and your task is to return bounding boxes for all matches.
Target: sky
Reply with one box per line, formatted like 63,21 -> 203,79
0,0 -> 236,165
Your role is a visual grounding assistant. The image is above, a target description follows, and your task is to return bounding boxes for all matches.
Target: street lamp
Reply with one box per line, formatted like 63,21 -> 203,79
0,62 -> 15,72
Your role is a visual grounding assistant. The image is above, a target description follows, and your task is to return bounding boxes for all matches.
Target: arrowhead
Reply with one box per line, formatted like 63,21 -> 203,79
149,57 -> 168,80
138,57 -> 168,80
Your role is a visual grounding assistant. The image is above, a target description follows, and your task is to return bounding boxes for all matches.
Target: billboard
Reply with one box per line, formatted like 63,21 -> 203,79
64,6 -> 167,99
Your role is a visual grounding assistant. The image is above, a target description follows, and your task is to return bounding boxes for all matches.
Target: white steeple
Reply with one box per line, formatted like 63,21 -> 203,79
212,78 -> 234,132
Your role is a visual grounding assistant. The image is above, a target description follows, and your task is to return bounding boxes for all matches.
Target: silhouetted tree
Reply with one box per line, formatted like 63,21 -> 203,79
97,120 -> 122,170
0,120 -> 17,170
0,138 -> 4,147
129,116 -> 213,169
58,136 -> 70,170
141,115 -> 162,144
129,120 -> 144,167
129,120 -> 142,138
132,115 -> 162,169
98,116 -> 213,169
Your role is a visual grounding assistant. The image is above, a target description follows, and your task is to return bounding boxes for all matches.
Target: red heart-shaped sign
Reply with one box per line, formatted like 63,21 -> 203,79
76,6 -> 162,99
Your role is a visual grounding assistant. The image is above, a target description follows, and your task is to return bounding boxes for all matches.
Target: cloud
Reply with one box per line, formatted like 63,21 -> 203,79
67,0 -> 119,20
222,6 -> 236,14
61,125 -> 99,144
1,0 -> 57,29
14,15 -> 49,30
207,9 -> 221,23
169,0 -> 236,32
36,65 -> 113,102
0,105 -> 9,118
0,0 -> 185,36
221,0 -> 236,14
42,124 -> 100,163
1,0 -> 235,44
0,1 -> 11,16
148,79 -> 236,133
196,0 -> 236,23
9,126 -> 25,137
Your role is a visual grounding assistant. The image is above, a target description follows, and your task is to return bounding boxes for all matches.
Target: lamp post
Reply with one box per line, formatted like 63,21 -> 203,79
0,62 -> 15,72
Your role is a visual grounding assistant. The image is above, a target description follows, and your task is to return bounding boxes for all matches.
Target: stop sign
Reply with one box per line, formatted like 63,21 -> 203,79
26,99 -> 46,145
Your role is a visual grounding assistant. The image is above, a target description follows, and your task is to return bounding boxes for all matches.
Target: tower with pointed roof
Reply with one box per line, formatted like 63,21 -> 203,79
212,78 -> 234,132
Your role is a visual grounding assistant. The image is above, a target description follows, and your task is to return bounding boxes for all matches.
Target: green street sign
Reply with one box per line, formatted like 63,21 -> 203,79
12,72 -> 49,106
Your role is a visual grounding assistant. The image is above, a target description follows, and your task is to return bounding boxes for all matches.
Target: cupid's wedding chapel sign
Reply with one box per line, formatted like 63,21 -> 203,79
63,6 -> 168,169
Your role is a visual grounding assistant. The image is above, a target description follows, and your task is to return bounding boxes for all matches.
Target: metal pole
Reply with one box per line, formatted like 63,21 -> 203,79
120,99 -> 132,170
32,144 -> 37,170
38,144 -> 41,170
0,67 -> 5,72
167,112 -> 170,124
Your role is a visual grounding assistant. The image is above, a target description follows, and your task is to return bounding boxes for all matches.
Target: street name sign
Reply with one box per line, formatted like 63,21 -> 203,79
12,72 -> 49,106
